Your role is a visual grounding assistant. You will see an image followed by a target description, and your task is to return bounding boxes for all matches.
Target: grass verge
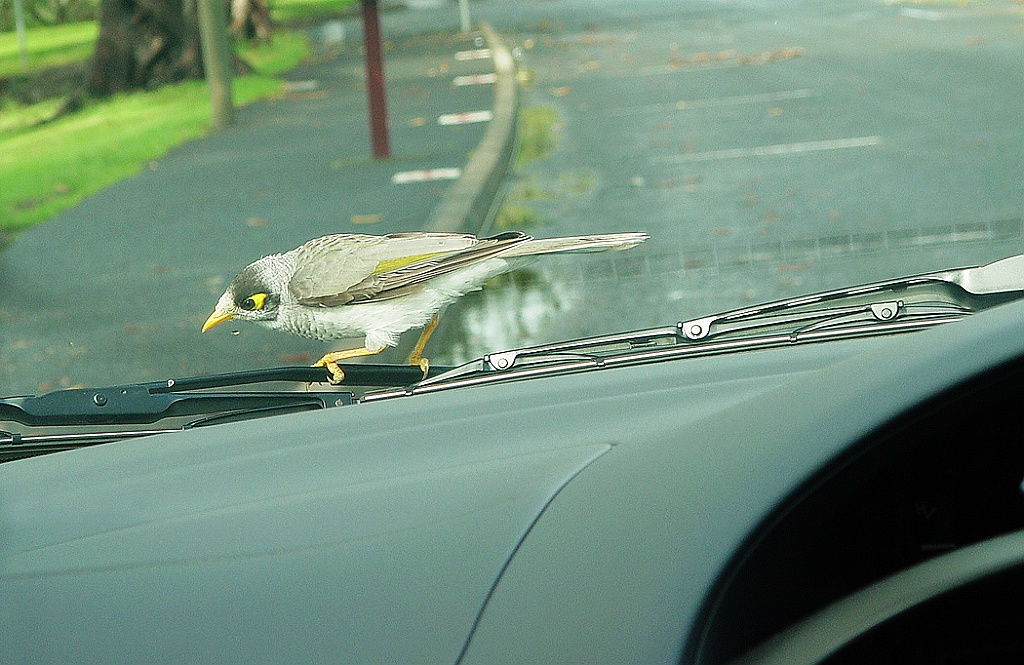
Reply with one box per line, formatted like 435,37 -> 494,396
0,31 -> 308,233
271,0 -> 359,24
515,105 -> 557,167
0,21 -> 98,75
0,0 -> 355,76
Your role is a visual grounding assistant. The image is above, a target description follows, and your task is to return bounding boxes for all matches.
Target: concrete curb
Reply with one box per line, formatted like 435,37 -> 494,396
426,22 -> 518,234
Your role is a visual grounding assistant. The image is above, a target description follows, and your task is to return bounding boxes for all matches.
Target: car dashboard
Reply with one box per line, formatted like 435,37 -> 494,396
2,298 -> 1024,664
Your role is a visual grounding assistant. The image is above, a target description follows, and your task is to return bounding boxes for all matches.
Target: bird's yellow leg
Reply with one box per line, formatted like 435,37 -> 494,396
313,346 -> 383,384
406,314 -> 439,378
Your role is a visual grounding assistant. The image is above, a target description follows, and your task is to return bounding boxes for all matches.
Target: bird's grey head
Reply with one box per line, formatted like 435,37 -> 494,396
202,253 -> 293,332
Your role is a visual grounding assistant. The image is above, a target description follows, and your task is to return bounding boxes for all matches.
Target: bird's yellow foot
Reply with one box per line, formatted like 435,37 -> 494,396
313,347 -> 382,385
313,358 -> 346,384
406,314 -> 439,380
408,355 -> 430,381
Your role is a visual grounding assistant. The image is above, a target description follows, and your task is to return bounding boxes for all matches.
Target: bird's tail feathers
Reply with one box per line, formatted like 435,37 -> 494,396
503,232 -> 648,257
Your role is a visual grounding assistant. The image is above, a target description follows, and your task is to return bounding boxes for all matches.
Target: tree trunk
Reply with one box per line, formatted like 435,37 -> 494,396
229,0 -> 272,41
85,0 -> 205,97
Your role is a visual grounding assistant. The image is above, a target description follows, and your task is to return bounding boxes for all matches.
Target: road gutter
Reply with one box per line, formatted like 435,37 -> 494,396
426,22 -> 519,234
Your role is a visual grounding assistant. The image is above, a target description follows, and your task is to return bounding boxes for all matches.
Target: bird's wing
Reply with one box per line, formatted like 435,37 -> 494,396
287,234 -> 385,304
293,232 -> 531,307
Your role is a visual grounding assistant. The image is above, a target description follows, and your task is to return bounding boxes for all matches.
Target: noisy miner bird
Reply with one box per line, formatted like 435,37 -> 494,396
203,230 -> 648,383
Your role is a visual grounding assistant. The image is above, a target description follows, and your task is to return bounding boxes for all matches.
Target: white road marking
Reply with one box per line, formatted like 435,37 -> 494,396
453,73 -> 498,86
900,7 -> 944,20
455,49 -> 491,60
655,136 -> 883,163
391,168 -> 462,184
605,89 -> 815,116
438,110 -> 493,125
282,79 -> 320,92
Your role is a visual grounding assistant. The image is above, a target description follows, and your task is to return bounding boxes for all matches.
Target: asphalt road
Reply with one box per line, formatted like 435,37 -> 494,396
2,0 -> 1021,394
431,0 -> 1024,364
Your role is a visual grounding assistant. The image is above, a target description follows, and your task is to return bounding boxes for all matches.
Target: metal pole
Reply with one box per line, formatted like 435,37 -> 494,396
361,0 -> 390,159
196,0 -> 235,129
458,0 -> 471,33
13,0 -> 28,69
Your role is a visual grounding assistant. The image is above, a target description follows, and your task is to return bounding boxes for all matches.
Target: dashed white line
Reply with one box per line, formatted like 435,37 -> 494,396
900,7 -> 944,20
453,73 -> 497,86
392,168 -> 462,184
605,89 -> 816,116
654,136 -> 883,163
455,49 -> 491,60
438,110 -> 493,125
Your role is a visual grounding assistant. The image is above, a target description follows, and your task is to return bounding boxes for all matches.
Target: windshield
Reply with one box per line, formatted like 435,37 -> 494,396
2,0 -> 1022,397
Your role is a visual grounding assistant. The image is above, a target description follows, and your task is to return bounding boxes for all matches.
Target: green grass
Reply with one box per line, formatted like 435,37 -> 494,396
0,21 -> 98,75
237,28 -> 309,73
515,105 -> 557,167
270,0 -> 358,24
0,0 -> 352,76
494,202 -> 545,231
0,31 -> 308,232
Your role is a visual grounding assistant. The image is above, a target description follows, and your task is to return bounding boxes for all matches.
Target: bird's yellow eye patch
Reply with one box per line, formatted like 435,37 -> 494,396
240,292 -> 268,311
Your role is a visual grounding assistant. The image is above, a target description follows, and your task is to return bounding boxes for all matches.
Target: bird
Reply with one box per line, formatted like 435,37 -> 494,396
202,230 -> 648,383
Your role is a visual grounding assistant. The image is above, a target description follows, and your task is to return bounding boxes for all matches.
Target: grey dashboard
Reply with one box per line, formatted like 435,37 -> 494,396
3,298 -> 1024,664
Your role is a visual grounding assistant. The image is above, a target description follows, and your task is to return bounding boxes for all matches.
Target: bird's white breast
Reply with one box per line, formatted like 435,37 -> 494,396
270,257 -> 523,351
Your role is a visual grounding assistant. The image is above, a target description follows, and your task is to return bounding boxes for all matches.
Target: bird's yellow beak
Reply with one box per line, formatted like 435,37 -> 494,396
202,309 -> 235,332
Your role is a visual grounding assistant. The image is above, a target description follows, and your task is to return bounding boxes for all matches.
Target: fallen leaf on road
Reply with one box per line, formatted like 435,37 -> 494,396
350,214 -> 382,225
409,117 -> 426,126
550,86 -> 571,97
672,46 -> 803,67
204,276 -> 225,293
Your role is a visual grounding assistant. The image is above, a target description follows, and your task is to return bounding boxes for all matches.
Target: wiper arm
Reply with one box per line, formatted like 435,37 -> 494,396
364,253 -> 1024,401
678,253 -> 1024,342
0,363 -> 448,427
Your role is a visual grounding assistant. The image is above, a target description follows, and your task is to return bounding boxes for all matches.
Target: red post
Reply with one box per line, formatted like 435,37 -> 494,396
361,0 -> 391,159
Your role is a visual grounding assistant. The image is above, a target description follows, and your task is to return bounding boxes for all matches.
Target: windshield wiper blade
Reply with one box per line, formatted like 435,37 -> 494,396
0,384 -> 348,428
0,363 -> 451,427
678,253 -> 1024,342
364,253 -> 1024,401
